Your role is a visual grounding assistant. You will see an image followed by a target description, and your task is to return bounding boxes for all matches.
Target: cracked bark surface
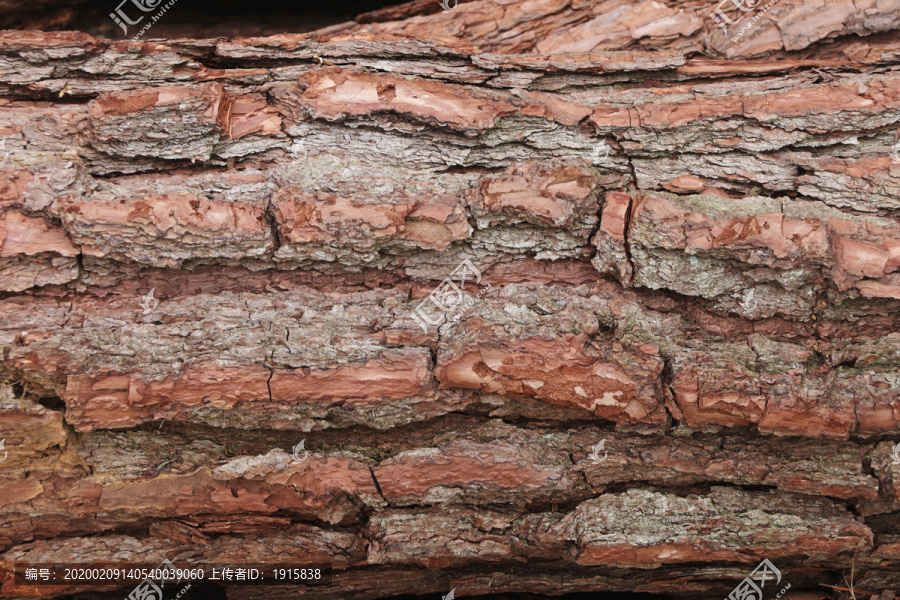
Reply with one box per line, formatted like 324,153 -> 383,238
1,1 -> 900,598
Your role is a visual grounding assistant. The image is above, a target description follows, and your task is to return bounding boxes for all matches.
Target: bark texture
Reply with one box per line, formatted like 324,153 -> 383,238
1,0 -> 900,597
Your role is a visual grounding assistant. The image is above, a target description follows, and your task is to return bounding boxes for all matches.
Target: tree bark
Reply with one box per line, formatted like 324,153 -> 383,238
0,1 -> 900,597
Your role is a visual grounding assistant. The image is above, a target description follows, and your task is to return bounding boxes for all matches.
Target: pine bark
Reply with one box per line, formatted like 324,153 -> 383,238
1,0 -> 900,597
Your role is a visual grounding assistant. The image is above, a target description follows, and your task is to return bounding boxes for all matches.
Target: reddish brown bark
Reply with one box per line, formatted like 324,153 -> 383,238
0,1 -> 900,598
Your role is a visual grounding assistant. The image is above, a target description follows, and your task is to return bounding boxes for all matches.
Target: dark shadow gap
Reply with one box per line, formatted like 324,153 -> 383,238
2,0 -> 405,39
